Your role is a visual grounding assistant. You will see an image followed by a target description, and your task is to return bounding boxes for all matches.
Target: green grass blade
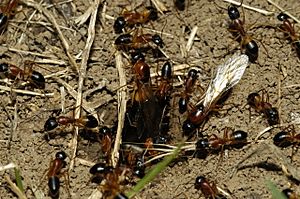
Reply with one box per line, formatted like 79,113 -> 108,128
14,168 -> 24,193
265,180 -> 287,199
126,144 -> 182,198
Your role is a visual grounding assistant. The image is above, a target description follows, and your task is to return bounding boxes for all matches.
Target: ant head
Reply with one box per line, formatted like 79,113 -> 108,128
273,131 -> 290,147
179,98 -> 188,114
133,166 -> 145,178
247,92 -> 260,107
114,16 -> 126,34
245,40 -> 259,63
145,6 -> 158,21
151,34 -> 164,48
161,61 -> 172,79
194,176 -> 206,189
228,5 -> 240,20
131,50 -> 145,64
277,13 -> 289,21
44,117 -> 58,131
55,151 -> 67,160
85,115 -> 98,128
182,119 -> 196,136
0,63 -> 9,72
99,126 -> 111,136
31,71 -> 45,89
153,135 -> 168,144
90,163 -> 113,175
282,188 -> 295,198
188,69 -> 198,79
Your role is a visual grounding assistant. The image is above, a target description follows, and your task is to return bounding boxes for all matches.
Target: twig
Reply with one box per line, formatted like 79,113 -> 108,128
223,0 -> 274,15
21,0 -> 79,72
111,51 -> 127,168
150,0 -> 168,14
0,85 -> 53,97
186,26 -> 198,52
0,162 -> 16,172
267,0 -> 300,24
4,175 -> 28,199
69,0 -> 100,171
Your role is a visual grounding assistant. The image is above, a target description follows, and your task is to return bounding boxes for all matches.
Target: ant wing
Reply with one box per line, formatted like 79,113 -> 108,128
201,54 -> 249,108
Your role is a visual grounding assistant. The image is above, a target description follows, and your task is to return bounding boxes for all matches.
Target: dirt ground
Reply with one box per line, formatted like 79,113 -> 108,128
1,0 -> 300,198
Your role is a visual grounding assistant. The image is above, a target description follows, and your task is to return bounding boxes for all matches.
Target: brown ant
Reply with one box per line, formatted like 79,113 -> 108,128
44,114 -> 98,132
99,126 -> 113,158
89,163 -> 128,199
178,69 -> 198,114
155,61 -> 172,101
0,62 -> 45,89
113,6 -> 158,34
227,4 -> 259,62
115,32 -> 164,51
47,151 -> 67,198
195,176 -> 226,199
0,0 -> 19,33
247,90 -> 279,126
273,125 -> 300,148
277,13 -> 300,57
195,128 -> 248,158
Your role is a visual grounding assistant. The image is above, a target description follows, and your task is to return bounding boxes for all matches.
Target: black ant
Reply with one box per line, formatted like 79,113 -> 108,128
273,125 -> 300,147
0,62 -> 45,89
47,151 -> 67,198
247,90 -> 279,126
0,0 -> 19,33
114,6 -> 158,34
227,4 -> 259,62
44,115 -> 98,132
195,176 -> 226,199
277,13 -> 300,57
195,128 -> 248,158
155,61 -> 172,101
178,69 -> 198,114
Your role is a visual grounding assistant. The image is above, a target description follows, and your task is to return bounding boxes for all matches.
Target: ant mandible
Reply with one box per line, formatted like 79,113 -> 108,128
247,90 -> 279,126
0,62 -> 45,89
0,0 -> 19,32
47,151 -> 67,198
277,13 -> 300,58
114,6 -> 158,34
227,4 -> 259,62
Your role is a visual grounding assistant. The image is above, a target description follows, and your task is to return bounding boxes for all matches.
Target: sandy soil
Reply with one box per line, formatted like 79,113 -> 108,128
0,0 -> 300,198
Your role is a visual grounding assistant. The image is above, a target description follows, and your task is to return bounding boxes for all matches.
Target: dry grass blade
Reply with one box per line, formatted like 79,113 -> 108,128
69,0 -> 100,171
186,26 -> 198,53
223,0 -> 273,15
150,0 -> 168,14
4,175 -> 28,199
0,85 -> 53,97
21,0 -> 79,72
0,163 -> 16,172
111,51 -> 127,168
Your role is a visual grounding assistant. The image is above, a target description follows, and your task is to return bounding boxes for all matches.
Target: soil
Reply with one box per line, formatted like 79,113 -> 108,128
0,0 -> 300,199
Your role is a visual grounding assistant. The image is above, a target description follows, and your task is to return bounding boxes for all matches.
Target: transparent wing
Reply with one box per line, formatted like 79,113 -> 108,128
202,54 -> 249,107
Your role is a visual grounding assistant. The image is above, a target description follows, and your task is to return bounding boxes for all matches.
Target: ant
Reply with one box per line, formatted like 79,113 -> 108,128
195,176 -> 226,199
282,188 -> 299,199
195,128 -> 248,158
273,125 -> 300,148
44,114 -> 98,132
247,90 -> 279,126
178,69 -> 198,114
115,32 -> 164,51
155,61 -> 172,101
98,126 -> 113,158
0,0 -> 19,33
0,62 -> 45,89
114,6 -> 158,34
47,151 -> 67,198
89,163 -> 128,199
277,13 -> 300,57
227,4 -> 259,62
